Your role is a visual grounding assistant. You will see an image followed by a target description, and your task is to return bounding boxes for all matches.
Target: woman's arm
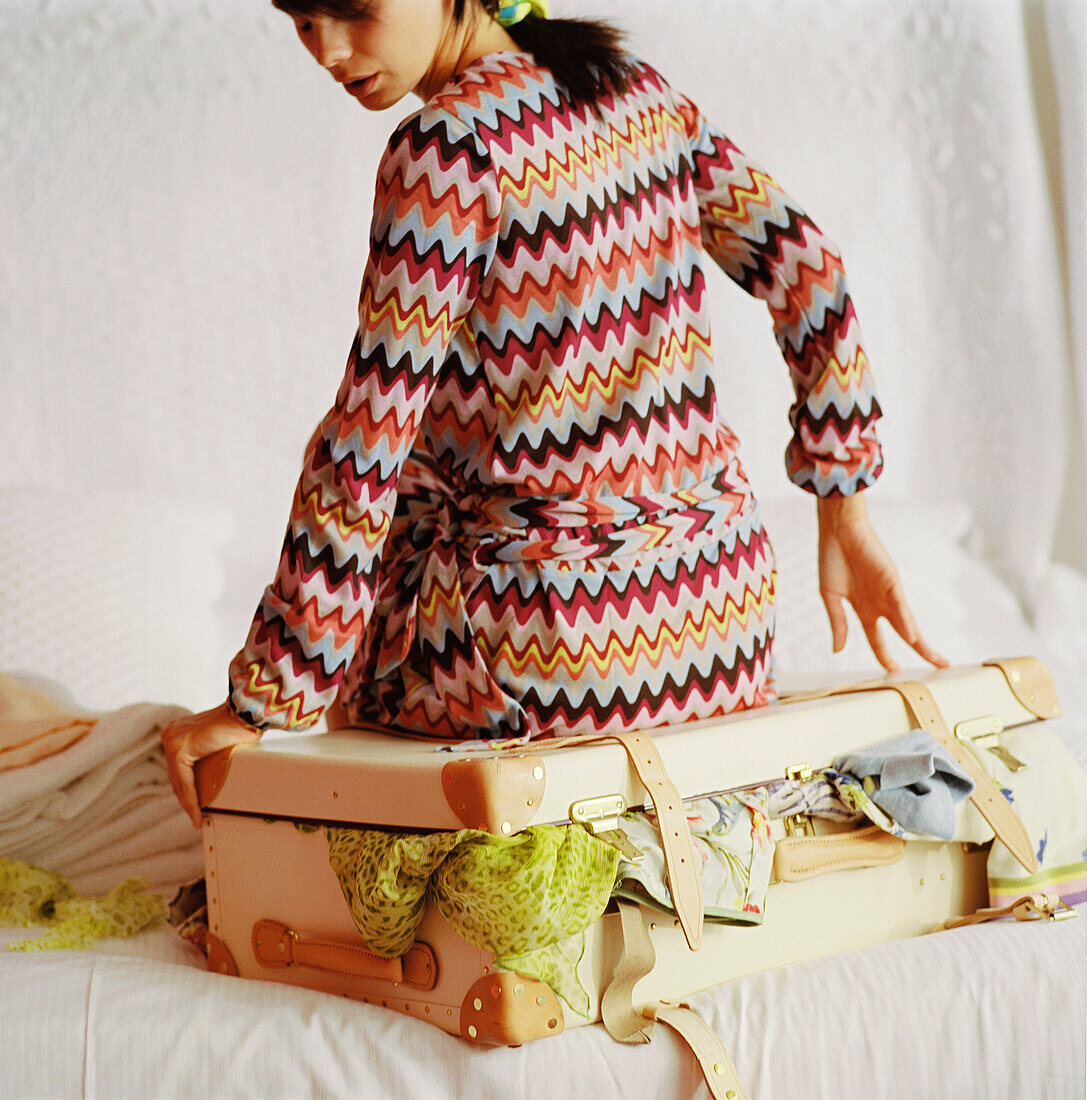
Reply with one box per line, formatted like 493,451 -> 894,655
673,87 -> 942,669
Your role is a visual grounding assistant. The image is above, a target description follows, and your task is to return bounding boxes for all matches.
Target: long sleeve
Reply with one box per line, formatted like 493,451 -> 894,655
674,93 -> 883,497
228,108 -> 499,730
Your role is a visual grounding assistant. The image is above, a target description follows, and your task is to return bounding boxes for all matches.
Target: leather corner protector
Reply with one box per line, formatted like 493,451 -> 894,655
441,753 -> 545,834
205,932 -> 239,976
194,745 -> 235,808
983,657 -> 1061,720
459,971 -> 564,1045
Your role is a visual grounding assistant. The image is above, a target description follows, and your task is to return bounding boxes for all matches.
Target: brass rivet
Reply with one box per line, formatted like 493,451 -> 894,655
473,998 -> 483,1011
940,873 -> 946,881
726,1092 -> 738,1099
467,1025 -> 477,1039
1010,669 -> 1021,682
491,984 -> 502,998
514,984 -> 524,996
527,799 -> 534,807
713,1063 -> 726,1075
650,922 -> 657,930
277,943 -> 285,953
920,878 -> 925,886
536,993 -> 546,1006
1028,693 -> 1036,703
501,821 -> 512,834
532,766 -> 544,781
425,1006 -> 431,1014
332,790 -> 339,798
547,1018 -> 558,1030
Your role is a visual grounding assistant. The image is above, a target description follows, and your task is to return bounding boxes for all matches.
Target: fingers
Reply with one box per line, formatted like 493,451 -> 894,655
861,615 -> 899,674
883,580 -> 949,669
160,705 -> 263,830
820,590 -> 849,653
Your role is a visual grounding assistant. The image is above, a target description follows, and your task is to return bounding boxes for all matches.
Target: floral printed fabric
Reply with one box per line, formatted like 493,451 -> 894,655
614,791 -> 775,923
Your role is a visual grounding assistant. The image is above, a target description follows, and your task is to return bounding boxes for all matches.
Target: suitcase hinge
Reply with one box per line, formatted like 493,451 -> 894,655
783,763 -> 816,837
953,715 -> 1027,772
569,795 -> 644,863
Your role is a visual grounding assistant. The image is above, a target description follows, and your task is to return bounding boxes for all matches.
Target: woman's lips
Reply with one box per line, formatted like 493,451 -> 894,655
345,74 -> 377,98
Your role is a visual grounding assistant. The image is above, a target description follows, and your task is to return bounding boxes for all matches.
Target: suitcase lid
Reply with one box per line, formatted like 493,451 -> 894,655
195,658 -> 1055,832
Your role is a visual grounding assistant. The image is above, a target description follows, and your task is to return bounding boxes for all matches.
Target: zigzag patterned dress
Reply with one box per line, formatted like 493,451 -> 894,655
228,51 -> 883,741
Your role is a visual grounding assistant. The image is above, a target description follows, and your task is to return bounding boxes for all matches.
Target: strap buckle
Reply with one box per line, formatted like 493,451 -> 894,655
1016,893 -> 1076,922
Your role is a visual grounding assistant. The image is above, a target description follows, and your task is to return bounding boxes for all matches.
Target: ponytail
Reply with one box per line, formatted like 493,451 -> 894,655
460,2 -> 636,111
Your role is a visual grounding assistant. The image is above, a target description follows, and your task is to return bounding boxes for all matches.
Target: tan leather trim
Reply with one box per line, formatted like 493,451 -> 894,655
441,753 -> 545,833
601,901 -> 656,1044
886,680 -> 1038,875
250,919 -> 437,990
771,824 -> 906,882
205,932 -> 239,976
646,1003 -> 752,1100
942,892 -> 1076,930
609,730 -> 703,952
194,746 -> 235,809
459,971 -> 564,1045
983,657 -> 1061,719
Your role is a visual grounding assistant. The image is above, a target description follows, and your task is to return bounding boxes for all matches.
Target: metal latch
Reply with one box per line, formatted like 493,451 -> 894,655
954,715 -> 1027,773
570,794 -> 644,862
1022,894 -> 1077,922
783,763 -> 816,837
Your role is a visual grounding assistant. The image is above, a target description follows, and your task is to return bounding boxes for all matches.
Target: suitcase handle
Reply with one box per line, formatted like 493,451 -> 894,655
771,824 -> 907,882
251,919 -> 438,990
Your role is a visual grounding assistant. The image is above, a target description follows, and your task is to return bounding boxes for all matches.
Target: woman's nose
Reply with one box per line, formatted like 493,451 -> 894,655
306,20 -> 353,74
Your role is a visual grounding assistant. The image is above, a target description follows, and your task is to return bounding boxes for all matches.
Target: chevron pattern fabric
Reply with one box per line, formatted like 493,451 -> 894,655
228,52 -> 882,738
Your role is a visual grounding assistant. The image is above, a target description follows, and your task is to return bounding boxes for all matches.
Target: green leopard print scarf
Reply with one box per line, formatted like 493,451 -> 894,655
326,824 -> 619,1016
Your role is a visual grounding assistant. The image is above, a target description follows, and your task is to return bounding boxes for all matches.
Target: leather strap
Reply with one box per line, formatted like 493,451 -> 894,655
784,677 -> 1038,875
942,892 -> 1076,930
771,824 -> 906,882
601,900 -> 657,1044
251,919 -> 438,990
646,1003 -> 752,1100
608,730 -> 703,951
878,680 -> 1037,874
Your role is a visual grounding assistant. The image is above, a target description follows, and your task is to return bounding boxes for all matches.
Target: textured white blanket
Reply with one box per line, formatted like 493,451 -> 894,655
0,674 -> 203,895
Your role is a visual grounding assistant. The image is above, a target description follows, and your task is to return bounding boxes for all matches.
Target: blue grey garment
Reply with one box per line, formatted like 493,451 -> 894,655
831,729 -> 975,839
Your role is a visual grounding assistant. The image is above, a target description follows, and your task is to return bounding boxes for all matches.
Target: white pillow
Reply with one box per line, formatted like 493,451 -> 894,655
0,487 -> 233,712
758,496 -> 1039,677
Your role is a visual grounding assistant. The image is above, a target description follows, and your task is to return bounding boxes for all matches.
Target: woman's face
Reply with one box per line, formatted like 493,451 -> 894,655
283,0 -> 455,110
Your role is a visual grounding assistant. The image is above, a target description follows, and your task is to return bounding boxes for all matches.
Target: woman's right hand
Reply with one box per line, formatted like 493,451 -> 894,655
161,701 -> 264,829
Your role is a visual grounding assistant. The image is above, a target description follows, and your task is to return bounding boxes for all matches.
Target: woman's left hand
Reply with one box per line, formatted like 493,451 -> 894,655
817,494 -> 948,673
161,701 -> 264,829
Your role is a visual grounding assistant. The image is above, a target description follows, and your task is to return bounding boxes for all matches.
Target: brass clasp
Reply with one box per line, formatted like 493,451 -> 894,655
570,794 -> 645,862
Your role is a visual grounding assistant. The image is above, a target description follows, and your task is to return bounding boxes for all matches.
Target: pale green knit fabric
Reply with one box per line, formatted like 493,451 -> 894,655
0,858 -> 165,951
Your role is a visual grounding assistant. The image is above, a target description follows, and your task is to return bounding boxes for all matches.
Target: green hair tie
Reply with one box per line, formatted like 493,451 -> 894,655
495,0 -> 548,27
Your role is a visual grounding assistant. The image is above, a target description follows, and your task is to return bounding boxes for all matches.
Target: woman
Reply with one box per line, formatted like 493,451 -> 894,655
164,0 -> 945,827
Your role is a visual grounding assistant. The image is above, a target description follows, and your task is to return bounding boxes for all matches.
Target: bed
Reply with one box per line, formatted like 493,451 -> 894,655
2,0 -> 1084,1096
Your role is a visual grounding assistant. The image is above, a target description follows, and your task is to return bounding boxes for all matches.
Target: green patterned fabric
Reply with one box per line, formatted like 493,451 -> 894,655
0,858 -> 165,951
326,824 -> 619,1015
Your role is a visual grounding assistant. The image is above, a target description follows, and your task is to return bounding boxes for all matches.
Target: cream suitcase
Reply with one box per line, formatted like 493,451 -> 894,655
196,658 -> 1057,1048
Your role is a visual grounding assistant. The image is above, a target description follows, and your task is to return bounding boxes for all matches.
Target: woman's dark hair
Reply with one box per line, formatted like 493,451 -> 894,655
272,0 -> 635,110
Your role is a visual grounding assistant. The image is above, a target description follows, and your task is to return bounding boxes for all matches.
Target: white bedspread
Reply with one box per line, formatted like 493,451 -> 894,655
1,905 -> 1082,1099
